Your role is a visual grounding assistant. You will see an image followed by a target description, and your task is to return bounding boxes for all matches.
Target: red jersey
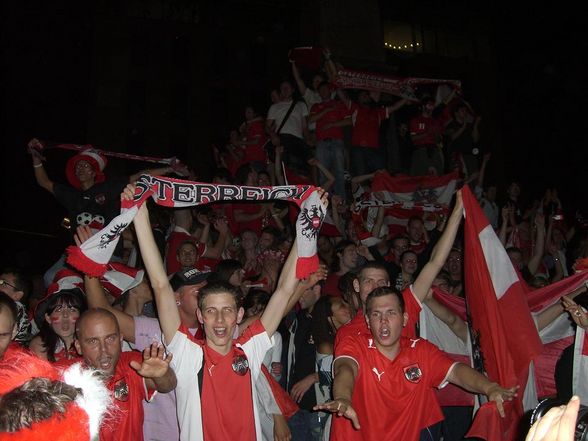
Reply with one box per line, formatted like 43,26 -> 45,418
243,119 -> 267,163
331,336 -> 455,441
165,228 -> 206,275
350,104 -> 388,148
310,100 -> 350,141
409,115 -> 442,146
100,352 -> 153,441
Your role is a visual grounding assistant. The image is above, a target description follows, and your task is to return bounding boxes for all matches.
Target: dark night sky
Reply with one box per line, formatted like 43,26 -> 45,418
1,2 -> 587,271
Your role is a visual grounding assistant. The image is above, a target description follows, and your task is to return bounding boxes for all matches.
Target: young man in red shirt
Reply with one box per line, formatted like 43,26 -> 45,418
309,82 -> 351,200
317,287 -> 517,441
128,185 -> 328,441
74,308 -> 177,441
329,191 -> 464,440
409,97 -> 444,176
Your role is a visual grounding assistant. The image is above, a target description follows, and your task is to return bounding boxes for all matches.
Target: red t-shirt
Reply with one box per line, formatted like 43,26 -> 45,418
409,115 -> 442,147
310,100 -> 350,141
243,119 -> 268,163
331,336 -> 455,441
350,104 -> 388,148
165,229 -> 206,275
100,352 -> 153,441
200,322 -> 264,441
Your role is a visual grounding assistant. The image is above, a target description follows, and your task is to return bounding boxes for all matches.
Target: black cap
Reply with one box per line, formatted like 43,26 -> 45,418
170,268 -> 210,292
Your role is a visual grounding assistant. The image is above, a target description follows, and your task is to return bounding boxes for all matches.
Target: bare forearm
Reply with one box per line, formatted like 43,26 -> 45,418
151,368 -> 177,393
449,363 -> 495,395
332,361 -> 356,401
425,298 -> 468,342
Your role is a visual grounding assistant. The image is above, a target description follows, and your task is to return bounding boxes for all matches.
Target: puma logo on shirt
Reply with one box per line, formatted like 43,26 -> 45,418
372,367 -> 385,381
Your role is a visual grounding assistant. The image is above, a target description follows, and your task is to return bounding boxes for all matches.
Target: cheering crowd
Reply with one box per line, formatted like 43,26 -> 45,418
1,48 -> 587,441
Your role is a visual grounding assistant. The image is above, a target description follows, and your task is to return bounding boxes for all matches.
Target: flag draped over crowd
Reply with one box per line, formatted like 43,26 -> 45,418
66,174 -> 326,280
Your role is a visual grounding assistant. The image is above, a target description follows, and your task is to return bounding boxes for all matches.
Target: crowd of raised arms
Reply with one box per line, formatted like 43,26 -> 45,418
0,48 -> 587,441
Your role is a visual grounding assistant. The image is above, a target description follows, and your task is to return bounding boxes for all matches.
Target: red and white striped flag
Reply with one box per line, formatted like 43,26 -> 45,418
462,185 -> 542,441
365,171 -> 459,237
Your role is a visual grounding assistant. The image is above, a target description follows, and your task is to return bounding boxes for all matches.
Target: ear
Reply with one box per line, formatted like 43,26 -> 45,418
74,338 -> 82,355
174,291 -> 181,304
402,312 -> 408,327
196,308 -> 204,325
352,278 -> 360,294
237,307 -> 245,324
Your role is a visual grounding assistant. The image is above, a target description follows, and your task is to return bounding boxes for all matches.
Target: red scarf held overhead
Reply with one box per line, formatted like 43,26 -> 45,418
67,175 -> 326,279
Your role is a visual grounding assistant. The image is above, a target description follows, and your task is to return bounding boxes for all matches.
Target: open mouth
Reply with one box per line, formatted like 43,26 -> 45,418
213,327 -> 228,338
379,327 -> 390,339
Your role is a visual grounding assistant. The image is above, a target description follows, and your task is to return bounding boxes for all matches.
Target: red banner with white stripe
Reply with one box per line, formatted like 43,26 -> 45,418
462,185 -> 542,441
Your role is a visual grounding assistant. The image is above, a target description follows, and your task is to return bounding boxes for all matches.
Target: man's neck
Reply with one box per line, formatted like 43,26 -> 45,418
124,295 -> 148,317
80,180 -> 94,191
206,338 -> 232,356
376,340 -> 401,361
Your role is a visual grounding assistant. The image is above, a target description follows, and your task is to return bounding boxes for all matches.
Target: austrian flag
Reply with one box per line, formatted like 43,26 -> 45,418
66,175 -> 326,279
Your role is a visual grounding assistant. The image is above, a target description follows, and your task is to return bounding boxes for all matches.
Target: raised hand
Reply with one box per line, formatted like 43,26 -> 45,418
561,296 -> 588,329
314,397 -> 361,430
74,225 -> 94,246
486,383 -> 519,418
130,343 -> 173,379
28,138 -> 46,161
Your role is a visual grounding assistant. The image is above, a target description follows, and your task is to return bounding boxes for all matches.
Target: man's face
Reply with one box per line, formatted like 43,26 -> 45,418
240,231 -> 258,251
392,238 -> 409,260
407,219 -> 424,243
178,243 -> 198,268
176,282 -> 206,319
259,232 -> 275,251
75,314 -> 122,378
330,298 -> 351,327
508,182 -> 521,198
0,273 -> 23,302
340,245 -> 359,270
258,173 -> 271,187
486,186 -> 497,201
0,307 -> 16,360
74,160 -> 96,183
446,250 -> 462,276
197,292 -> 244,353
245,107 -> 255,121
318,84 -> 330,101
400,252 -> 418,275
280,82 -> 293,100
354,268 -> 390,304
358,91 -> 371,105
422,101 -> 434,115
366,294 -> 407,349
298,285 -> 321,310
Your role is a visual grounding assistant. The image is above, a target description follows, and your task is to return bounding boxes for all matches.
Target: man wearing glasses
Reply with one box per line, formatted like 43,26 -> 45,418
0,269 -> 35,344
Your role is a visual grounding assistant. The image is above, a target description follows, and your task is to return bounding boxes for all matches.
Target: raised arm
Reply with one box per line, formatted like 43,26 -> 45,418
291,61 -> 307,97
131,343 -> 177,393
73,225 -> 137,342
261,190 -> 329,336
308,158 -> 335,192
28,138 -> 54,194
412,191 -> 463,302
423,290 -> 468,342
527,214 -> 546,276
125,187 -> 180,343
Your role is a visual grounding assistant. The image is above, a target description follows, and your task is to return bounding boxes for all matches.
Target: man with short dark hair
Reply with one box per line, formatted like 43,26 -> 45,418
129,186 -> 328,441
74,308 -> 176,441
317,287 -> 516,441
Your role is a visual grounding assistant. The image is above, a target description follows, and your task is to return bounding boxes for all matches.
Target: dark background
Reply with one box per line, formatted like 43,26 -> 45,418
1,1 -> 587,272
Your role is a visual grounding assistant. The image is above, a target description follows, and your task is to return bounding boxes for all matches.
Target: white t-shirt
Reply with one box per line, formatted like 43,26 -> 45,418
267,100 -> 309,139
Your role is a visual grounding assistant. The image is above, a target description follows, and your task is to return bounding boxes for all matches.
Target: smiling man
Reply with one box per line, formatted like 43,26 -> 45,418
317,287 -> 517,441
129,184 -> 328,441
74,308 -> 177,441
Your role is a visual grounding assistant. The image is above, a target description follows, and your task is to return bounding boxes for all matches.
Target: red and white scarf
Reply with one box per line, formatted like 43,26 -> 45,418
67,175 -> 326,279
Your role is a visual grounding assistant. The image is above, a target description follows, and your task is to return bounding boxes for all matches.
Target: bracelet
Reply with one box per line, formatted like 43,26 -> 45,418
33,163 -> 43,168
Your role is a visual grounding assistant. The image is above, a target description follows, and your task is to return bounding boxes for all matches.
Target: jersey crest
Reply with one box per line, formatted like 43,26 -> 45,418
403,363 -> 422,383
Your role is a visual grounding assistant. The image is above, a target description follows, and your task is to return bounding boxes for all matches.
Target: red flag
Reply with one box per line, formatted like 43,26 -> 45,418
462,185 -> 542,441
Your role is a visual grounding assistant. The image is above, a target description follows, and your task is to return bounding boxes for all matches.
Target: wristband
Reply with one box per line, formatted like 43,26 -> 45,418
33,163 -> 43,168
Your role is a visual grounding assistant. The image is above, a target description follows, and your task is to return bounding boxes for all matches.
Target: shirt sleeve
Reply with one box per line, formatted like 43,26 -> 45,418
418,339 -> 456,389
239,319 -> 273,381
166,327 -> 204,380
333,334 -> 363,373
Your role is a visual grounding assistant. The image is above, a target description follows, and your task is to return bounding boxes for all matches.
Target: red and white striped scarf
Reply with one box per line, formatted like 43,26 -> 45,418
67,175 -> 326,279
